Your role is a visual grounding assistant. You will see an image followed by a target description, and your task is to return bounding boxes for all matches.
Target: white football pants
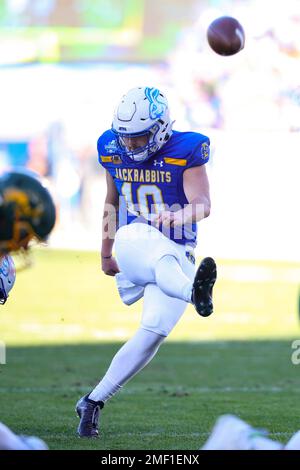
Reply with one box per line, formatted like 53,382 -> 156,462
115,222 -> 195,337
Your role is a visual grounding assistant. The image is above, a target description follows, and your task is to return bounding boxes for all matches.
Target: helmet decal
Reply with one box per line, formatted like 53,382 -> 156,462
145,87 -> 167,120
4,188 -> 44,220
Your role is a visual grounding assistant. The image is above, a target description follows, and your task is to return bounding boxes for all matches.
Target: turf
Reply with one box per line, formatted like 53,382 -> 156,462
0,248 -> 300,449
1,341 -> 300,450
2,248 -> 299,345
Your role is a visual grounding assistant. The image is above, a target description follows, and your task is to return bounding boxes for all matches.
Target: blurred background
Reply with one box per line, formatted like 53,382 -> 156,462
1,0 -> 299,344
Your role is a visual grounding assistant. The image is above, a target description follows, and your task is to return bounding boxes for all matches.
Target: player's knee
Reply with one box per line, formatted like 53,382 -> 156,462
140,323 -> 170,338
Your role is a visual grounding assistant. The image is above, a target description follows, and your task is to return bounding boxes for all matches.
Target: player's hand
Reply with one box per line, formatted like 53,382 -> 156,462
154,210 -> 185,228
101,256 -> 120,276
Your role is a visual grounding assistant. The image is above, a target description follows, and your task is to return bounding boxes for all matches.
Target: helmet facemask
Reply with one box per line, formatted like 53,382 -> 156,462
114,123 -> 161,164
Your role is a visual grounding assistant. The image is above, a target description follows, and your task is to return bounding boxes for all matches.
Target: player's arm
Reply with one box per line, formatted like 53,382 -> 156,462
101,170 -> 120,276
181,164 -> 211,223
155,165 -> 210,227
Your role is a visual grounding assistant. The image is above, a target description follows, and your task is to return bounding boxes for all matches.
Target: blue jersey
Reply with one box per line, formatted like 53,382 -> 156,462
97,130 -> 210,247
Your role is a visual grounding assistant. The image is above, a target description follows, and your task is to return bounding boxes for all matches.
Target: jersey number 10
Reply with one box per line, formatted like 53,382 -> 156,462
121,182 -> 165,219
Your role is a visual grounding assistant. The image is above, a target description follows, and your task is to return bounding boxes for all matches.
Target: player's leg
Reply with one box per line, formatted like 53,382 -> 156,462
88,328 -> 164,401
201,415 -> 283,450
76,284 -> 191,437
141,282 -> 189,337
0,422 -> 48,450
114,222 -> 183,287
154,254 -> 193,303
86,283 -> 192,401
154,254 -> 217,317
0,423 -> 30,450
115,223 -> 216,317
76,223 -> 213,437
76,327 -> 164,438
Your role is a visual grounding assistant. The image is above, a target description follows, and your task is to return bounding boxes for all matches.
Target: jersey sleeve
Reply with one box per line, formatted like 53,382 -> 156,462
97,130 -> 119,169
186,136 -> 210,169
97,135 -> 103,162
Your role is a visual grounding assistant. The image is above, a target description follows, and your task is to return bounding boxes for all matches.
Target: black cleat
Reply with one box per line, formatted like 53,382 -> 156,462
191,257 -> 217,317
76,393 -> 104,438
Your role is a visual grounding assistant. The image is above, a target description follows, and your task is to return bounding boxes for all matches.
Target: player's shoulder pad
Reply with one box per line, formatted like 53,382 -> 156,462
97,129 -> 120,167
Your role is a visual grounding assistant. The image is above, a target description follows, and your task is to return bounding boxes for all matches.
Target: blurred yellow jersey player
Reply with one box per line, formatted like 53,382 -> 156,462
0,169 -> 56,304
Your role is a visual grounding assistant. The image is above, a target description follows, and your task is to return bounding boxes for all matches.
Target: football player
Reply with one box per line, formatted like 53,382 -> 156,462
76,86 -> 217,437
0,169 -> 56,304
0,170 -> 56,255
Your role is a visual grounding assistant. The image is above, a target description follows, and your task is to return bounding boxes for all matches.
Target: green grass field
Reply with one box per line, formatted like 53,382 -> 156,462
1,249 -> 300,449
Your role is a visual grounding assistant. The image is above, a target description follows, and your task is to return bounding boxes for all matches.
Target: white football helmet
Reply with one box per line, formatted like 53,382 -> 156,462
0,255 -> 16,305
112,86 -> 173,164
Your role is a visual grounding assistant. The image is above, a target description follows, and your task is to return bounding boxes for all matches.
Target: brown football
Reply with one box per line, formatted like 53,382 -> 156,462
207,16 -> 245,56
